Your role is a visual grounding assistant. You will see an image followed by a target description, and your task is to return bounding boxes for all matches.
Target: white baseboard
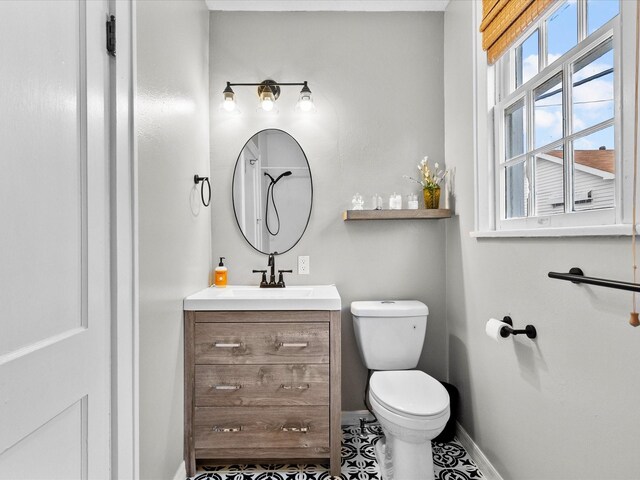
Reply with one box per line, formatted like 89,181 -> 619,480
341,409 -> 374,426
455,423 -> 503,480
173,460 -> 187,480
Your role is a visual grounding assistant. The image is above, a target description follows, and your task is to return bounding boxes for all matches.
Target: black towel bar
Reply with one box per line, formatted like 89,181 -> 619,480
548,267 -> 640,293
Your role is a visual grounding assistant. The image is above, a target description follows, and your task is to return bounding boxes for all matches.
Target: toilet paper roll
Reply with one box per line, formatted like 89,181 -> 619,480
485,318 -> 509,342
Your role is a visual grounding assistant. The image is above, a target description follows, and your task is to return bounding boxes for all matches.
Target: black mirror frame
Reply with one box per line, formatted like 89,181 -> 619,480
231,128 -> 313,256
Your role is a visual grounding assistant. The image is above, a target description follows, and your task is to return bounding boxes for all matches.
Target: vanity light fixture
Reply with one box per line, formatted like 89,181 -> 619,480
221,79 -> 315,114
295,82 -> 316,113
257,80 -> 279,112
221,83 -> 238,113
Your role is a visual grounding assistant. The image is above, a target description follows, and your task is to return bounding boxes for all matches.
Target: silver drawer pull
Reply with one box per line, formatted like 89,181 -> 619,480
212,384 -> 242,390
280,383 -> 310,390
212,425 -> 242,433
277,342 -> 308,348
281,425 -> 310,433
214,342 -> 243,348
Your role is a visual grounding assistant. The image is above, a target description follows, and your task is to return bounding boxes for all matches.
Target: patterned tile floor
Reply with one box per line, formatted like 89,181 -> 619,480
192,422 -> 484,480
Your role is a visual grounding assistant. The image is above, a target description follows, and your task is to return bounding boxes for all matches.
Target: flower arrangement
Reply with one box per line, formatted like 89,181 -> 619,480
404,156 -> 448,190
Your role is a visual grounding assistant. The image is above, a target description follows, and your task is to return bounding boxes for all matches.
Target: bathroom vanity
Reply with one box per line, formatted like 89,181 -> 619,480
183,286 -> 341,477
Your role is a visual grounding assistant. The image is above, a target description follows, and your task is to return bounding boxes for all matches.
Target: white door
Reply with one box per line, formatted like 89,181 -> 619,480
0,1 -> 111,478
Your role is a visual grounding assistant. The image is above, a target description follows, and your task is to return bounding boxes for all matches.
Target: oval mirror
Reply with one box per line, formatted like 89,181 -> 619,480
232,129 -> 313,255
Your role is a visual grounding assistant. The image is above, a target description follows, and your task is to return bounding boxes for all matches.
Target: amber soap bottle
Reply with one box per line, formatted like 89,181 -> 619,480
214,257 -> 228,287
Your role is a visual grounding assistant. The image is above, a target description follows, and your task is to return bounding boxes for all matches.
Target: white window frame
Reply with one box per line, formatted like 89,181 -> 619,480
472,0 -> 638,237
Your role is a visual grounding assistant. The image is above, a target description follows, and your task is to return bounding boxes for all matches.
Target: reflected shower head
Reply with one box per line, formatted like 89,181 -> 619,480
265,171 -> 292,184
275,171 -> 292,183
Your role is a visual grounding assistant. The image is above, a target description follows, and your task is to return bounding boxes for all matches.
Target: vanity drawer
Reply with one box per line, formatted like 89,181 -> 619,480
195,364 -> 329,407
194,311 -> 331,323
194,406 -> 329,450
195,322 -> 329,364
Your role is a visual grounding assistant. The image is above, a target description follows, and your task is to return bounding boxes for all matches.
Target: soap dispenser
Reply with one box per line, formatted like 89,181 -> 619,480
214,257 -> 228,288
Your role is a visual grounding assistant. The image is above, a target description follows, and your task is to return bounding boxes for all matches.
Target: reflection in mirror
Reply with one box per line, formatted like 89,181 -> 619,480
232,129 -> 312,255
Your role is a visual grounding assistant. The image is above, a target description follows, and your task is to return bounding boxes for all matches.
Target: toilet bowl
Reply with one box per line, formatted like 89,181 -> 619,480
369,370 -> 449,480
351,301 -> 451,480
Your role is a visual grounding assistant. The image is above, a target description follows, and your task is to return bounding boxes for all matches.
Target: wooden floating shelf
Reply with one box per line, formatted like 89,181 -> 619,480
342,209 -> 451,221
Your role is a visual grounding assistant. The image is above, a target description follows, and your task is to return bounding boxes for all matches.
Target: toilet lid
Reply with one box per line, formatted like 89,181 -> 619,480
370,370 -> 449,417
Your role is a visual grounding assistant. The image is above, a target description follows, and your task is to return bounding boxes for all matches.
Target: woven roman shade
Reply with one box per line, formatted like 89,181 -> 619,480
481,0 -> 556,64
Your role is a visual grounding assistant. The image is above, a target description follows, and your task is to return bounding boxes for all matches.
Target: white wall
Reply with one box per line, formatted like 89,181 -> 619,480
136,1 -> 210,478
444,2 -> 640,478
209,11 -> 447,410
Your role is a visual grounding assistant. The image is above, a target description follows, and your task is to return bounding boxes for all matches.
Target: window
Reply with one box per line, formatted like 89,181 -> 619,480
486,0 -> 627,234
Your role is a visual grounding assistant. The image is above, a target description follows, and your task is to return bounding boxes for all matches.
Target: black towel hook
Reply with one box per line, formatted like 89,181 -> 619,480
194,175 -> 211,207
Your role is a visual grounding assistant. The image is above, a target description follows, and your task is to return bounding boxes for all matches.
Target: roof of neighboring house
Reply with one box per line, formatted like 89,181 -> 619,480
547,149 -> 614,174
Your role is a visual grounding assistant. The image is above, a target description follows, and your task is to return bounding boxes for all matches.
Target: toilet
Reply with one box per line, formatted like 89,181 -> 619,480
351,300 -> 450,480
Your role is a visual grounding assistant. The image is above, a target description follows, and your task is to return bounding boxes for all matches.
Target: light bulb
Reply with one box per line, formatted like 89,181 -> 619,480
221,83 -> 238,114
222,97 -> 236,112
298,96 -> 314,112
295,83 -> 316,113
261,98 -> 274,111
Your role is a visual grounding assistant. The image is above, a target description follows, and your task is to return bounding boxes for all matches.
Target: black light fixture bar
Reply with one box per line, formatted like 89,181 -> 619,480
222,80 -> 315,114
226,81 -> 308,87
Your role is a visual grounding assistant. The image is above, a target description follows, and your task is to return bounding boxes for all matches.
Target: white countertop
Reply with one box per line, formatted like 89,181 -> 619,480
183,285 -> 342,311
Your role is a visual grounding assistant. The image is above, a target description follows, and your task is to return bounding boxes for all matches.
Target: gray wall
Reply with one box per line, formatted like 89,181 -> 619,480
209,11 -> 447,410
137,1 -> 210,478
444,2 -> 640,479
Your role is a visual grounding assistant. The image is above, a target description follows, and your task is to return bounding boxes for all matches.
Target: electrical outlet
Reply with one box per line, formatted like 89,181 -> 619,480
298,256 -> 310,275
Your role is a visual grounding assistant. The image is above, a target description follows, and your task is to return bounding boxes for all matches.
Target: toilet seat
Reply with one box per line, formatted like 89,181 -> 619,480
370,370 -> 449,419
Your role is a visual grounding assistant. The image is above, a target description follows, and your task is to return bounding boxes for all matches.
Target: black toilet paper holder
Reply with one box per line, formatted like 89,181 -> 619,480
500,316 -> 537,339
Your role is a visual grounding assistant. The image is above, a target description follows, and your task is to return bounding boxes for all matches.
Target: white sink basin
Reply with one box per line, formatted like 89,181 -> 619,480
184,285 -> 341,311
217,286 -> 314,299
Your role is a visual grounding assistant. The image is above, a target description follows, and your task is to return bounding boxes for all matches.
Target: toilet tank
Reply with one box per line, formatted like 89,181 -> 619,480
351,300 -> 428,370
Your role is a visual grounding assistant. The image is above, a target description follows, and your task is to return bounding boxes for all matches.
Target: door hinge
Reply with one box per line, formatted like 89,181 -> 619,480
106,15 -> 116,57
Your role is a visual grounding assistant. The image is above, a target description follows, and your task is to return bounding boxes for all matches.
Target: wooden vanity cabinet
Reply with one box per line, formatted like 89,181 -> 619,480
184,310 -> 341,477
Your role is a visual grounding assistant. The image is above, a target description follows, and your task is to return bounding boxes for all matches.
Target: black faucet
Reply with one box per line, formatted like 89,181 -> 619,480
267,253 -> 276,285
251,269 -> 268,287
252,253 -> 291,288
277,269 -> 293,287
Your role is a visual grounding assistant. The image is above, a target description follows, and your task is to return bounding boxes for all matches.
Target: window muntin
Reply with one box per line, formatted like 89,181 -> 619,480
494,1 -> 619,229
